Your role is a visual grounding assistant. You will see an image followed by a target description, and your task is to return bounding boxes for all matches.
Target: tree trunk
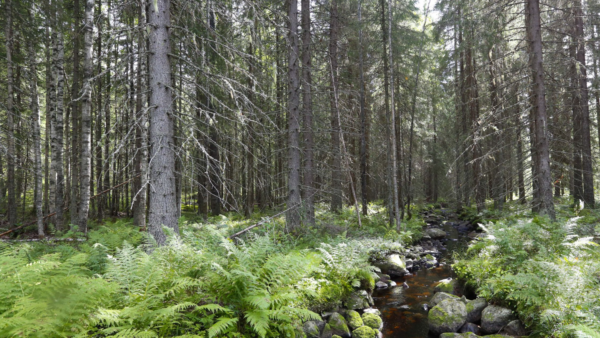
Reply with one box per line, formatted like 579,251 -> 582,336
525,0 -> 555,219
51,13 -> 66,230
329,0 -> 342,213
5,0 -> 17,226
380,0 -> 393,224
358,0 -> 368,216
387,0 -> 401,230
77,0 -> 95,232
147,0 -> 179,245
28,40 -> 44,236
287,0 -> 302,229
70,0 -> 82,226
302,0 -> 315,224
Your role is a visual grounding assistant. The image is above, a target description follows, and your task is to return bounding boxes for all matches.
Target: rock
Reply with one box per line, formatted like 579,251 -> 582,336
439,334 -> 462,338
303,321 -> 321,338
402,282 -> 409,289
344,290 -> 373,310
465,298 -> 487,323
426,228 -> 447,239
375,281 -> 388,289
481,306 -> 515,334
363,308 -> 381,316
459,322 -> 481,335
502,320 -> 527,336
322,312 -> 334,320
467,231 -> 479,239
373,254 -> 409,277
332,336 -> 343,338
362,313 -> 383,330
389,281 -> 397,287
429,292 -> 459,307
398,305 -> 410,310
374,329 -> 382,338
422,303 -> 430,311
428,298 -> 468,335
434,278 -> 457,294
320,323 -> 333,338
345,310 -> 363,330
327,313 -> 351,338
352,326 -> 376,338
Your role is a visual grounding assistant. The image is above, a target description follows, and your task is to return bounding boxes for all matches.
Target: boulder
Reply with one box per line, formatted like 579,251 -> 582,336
352,326 -> 376,338
327,313 -> 351,338
426,228 -> 447,239
429,292 -> 459,307
345,310 -> 363,330
362,313 -> 383,330
375,281 -> 388,289
459,322 -> 481,335
363,308 -> 381,316
501,320 -> 527,336
344,290 -> 373,310
440,333 -> 479,338
434,278 -> 458,294
481,306 -> 515,334
465,298 -> 488,323
428,298 -> 468,335
320,323 -> 333,338
373,254 -> 409,277
303,321 -> 321,338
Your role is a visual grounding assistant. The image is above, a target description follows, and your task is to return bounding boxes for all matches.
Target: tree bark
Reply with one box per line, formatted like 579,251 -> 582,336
329,0 -> 342,213
28,39 -> 44,236
525,0 -> 555,219
388,0 -> 401,230
5,0 -> 17,226
147,0 -> 179,245
302,0 -> 315,224
51,9 -> 66,230
77,0 -> 95,232
358,0 -> 368,216
287,0 -> 302,229
70,0 -> 82,226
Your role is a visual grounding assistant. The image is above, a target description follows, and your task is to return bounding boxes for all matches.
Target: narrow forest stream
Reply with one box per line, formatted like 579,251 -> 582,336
374,212 -> 472,337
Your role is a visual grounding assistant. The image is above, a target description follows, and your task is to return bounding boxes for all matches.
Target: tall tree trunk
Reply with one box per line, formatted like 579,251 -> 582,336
133,1 -> 148,228
302,0 -> 315,224
29,40 -> 44,236
380,0 -> 393,224
70,0 -> 82,226
525,0 -> 555,219
287,0 -> 302,229
147,0 -> 179,245
94,0 -> 103,219
329,0 -> 342,213
358,0 -> 368,216
77,0 -> 95,232
387,0 -> 401,230
5,0 -> 17,226
489,46 -> 504,211
52,12 -> 66,230
573,1 -> 595,208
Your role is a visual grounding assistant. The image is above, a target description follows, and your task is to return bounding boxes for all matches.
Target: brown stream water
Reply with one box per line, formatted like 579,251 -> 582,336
373,219 -> 470,338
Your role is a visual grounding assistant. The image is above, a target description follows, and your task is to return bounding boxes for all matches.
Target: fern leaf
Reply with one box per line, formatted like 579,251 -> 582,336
207,317 -> 238,338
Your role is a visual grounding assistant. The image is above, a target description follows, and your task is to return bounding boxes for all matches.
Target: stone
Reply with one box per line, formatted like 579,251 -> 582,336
352,326 -> 376,338
465,298 -> 488,323
428,298 -> 468,335
363,308 -> 381,316
344,290 -> 373,310
429,292 -> 459,307
327,313 -> 351,338
362,313 -> 383,330
320,323 -> 333,338
377,254 -> 409,277
501,320 -> 527,336
303,321 -> 321,338
389,281 -> 397,287
345,310 -> 363,330
459,322 -> 481,335
426,228 -> 447,239
439,334 -> 462,338
434,278 -> 457,294
375,281 -> 388,289
481,306 -> 515,334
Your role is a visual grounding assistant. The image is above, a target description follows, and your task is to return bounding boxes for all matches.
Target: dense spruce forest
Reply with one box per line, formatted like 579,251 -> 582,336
2,0 -> 600,337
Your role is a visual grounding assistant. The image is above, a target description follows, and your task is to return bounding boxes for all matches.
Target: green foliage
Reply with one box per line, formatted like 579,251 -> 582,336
454,213 -> 600,337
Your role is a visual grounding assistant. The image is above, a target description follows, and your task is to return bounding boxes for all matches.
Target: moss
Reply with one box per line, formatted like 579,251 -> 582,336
352,325 -> 376,338
346,310 -> 363,330
332,336 -> 343,338
361,313 -> 382,329
328,312 -> 350,337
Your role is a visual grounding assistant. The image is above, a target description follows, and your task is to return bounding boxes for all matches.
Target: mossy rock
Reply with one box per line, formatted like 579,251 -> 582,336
465,298 -> 487,323
361,313 -> 383,329
332,336 -> 343,338
320,323 -> 333,338
428,298 -> 467,335
345,310 -> 363,330
481,305 -> 515,334
429,291 -> 459,307
327,312 -> 351,338
302,321 -> 320,338
352,325 -> 376,338
434,278 -> 458,294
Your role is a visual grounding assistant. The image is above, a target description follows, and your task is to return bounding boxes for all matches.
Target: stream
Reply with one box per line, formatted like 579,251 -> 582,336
374,211 -> 473,337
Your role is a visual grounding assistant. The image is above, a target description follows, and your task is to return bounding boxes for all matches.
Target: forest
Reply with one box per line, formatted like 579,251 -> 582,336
1,0 -> 600,337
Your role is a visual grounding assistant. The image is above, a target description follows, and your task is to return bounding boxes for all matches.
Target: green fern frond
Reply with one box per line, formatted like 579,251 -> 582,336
207,317 -> 238,338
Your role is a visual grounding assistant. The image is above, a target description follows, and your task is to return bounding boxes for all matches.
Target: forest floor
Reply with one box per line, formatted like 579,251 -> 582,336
0,199 -> 599,337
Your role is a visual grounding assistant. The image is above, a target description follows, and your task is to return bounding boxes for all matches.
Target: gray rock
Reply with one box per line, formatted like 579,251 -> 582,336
320,323 -> 333,338
434,278 -> 457,294
344,290 -> 374,310
429,292 -> 459,307
363,308 -> 381,316
388,281 -> 397,287
375,281 -> 388,289
373,254 -> 409,277
327,312 -> 351,338
426,228 -> 447,239
465,298 -> 488,323
428,298 -> 468,335
459,322 -> 481,335
481,305 -> 515,334
303,321 -> 321,338
502,319 -> 527,336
